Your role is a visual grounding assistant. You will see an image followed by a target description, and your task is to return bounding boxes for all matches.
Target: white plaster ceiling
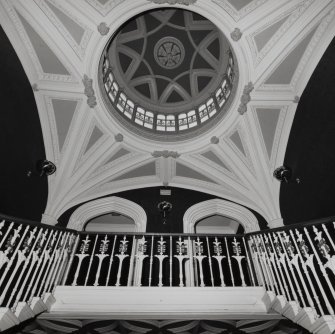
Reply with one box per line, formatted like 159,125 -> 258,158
1,0 -> 334,228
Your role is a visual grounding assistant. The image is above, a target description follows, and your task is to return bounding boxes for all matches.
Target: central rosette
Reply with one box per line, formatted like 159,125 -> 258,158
154,37 -> 185,69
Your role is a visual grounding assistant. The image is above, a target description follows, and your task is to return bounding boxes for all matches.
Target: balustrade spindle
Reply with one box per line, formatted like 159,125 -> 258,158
289,230 -> 320,314
134,236 -> 148,287
306,227 -> 335,307
169,236 -> 173,287
296,229 -> 333,315
106,235 -> 117,286
84,234 -> 98,286
249,237 -> 265,287
322,224 -> 335,252
194,237 -> 206,287
17,229 -> 49,305
0,225 -> 29,289
148,236 -> 154,287
155,236 -> 168,287
94,235 -> 110,286
62,234 -> 80,285
259,235 -> 277,294
268,233 -> 291,300
174,237 -> 188,287
43,232 -> 68,295
263,234 -> 284,296
256,236 -> 273,292
0,221 -> 14,249
115,236 -> 129,287
206,237 -> 214,287
187,236 -> 195,287
225,237 -> 234,287
212,237 -> 226,287
243,237 -> 255,286
54,233 -> 75,289
26,230 -> 54,302
127,236 -> 136,286
278,232 -> 306,307
232,237 -> 246,287
72,235 -> 91,286
7,228 -> 43,308
37,231 -> 63,297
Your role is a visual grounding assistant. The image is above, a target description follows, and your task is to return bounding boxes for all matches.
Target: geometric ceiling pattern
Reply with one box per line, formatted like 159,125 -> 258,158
1,0 -> 334,228
15,318 -> 310,334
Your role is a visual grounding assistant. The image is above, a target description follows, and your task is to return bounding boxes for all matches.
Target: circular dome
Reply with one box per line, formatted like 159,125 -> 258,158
99,8 -> 238,141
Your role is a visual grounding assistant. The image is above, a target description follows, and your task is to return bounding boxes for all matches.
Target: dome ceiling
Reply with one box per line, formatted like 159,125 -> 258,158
0,0 -> 335,228
100,8 -> 237,138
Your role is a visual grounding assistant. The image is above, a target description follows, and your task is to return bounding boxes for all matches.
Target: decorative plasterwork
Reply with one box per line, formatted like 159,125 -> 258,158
5,3 -> 77,82
238,82 -> 254,115
83,75 -> 97,108
67,196 -> 147,231
183,199 -> 260,233
114,133 -> 124,142
85,0 -> 125,17
152,150 -> 180,158
231,28 -> 242,41
34,0 -> 92,59
252,106 -> 287,166
97,22 -> 109,35
247,0 -> 314,65
147,0 -> 196,5
211,0 -> 268,22
210,136 -> 219,144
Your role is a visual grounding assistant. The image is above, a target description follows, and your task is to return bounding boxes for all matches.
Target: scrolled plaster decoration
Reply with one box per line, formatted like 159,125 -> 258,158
183,199 -> 260,233
114,133 -> 124,142
32,83 -> 39,91
293,95 -> 300,103
210,136 -> 219,144
238,82 -> 254,115
97,22 -> 110,36
82,74 -> 97,108
67,196 -> 147,232
230,28 -> 242,41
147,0 -> 197,5
152,150 -> 180,158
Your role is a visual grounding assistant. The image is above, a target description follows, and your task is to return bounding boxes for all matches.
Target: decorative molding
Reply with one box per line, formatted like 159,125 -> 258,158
114,133 -> 124,142
5,3 -> 76,82
85,0 -> 125,17
34,0 -> 92,60
67,196 -> 147,232
152,150 -> 180,158
31,83 -> 39,91
238,82 -> 254,115
231,28 -> 242,41
97,22 -> 109,36
147,0 -> 197,5
212,0 -> 268,22
210,136 -> 219,144
293,95 -> 300,103
183,198 -> 260,233
82,74 -> 97,108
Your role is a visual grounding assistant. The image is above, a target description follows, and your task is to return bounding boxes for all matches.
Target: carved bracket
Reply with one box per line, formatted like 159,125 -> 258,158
83,75 -> 97,108
152,150 -> 180,158
238,82 -> 254,115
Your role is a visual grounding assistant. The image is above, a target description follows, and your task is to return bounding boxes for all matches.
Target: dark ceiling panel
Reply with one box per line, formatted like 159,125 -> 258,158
280,37 -> 335,224
0,26 -> 47,221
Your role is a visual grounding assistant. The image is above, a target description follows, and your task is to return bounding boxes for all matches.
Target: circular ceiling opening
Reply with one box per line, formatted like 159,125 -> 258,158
99,8 -> 238,141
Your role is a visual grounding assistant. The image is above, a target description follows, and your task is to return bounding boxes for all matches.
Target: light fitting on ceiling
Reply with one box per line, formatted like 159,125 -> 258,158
36,159 -> 56,176
273,166 -> 291,183
157,201 -> 172,224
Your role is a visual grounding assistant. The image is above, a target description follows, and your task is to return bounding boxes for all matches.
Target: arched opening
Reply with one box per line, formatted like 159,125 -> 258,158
195,214 -> 244,234
85,212 -> 136,233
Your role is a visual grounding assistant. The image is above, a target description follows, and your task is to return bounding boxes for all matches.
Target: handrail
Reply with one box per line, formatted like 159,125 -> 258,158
0,213 -> 77,233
